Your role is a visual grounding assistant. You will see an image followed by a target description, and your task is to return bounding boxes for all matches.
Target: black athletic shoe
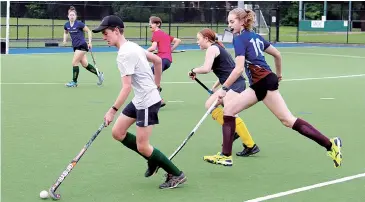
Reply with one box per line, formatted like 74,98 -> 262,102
236,144 -> 260,157
233,133 -> 240,142
222,133 -> 240,147
159,172 -> 187,189
144,161 -> 158,178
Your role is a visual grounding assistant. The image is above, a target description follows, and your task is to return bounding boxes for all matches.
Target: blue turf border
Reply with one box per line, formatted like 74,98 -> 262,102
8,42 -> 365,54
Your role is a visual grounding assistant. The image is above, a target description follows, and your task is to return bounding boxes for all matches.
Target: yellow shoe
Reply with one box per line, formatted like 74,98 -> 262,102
203,152 -> 233,166
327,137 -> 342,168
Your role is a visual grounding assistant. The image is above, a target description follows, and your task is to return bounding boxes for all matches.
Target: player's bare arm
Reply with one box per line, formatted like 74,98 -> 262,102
212,79 -> 221,92
191,46 -> 218,74
83,26 -> 93,49
104,75 -> 132,126
171,38 -> 181,51
147,41 -> 158,52
146,51 -> 162,87
265,45 -> 282,80
222,55 -> 245,88
63,30 -> 68,45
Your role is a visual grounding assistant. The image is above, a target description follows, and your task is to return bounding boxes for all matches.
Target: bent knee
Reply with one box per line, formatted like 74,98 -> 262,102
112,128 -> 127,141
137,143 -> 150,155
223,103 -> 235,116
205,98 -> 222,109
81,62 -> 88,68
279,116 -> 297,128
80,59 -> 88,67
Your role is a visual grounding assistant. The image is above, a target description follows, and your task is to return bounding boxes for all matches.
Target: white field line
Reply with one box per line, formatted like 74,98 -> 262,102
1,74 -> 365,85
245,172 -> 365,202
281,51 -> 365,59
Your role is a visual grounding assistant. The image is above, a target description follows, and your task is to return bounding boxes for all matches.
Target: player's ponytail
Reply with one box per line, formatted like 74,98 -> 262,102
199,28 -> 225,49
229,8 -> 256,31
68,6 -> 77,15
244,9 -> 256,31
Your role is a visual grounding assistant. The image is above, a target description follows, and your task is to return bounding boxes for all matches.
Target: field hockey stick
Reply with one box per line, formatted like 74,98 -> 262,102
48,122 -> 106,200
89,50 -> 100,77
153,50 -> 186,54
194,78 -> 240,142
173,49 -> 186,53
154,98 -> 219,173
194,78 -> 213,95
194,78 -> 225,107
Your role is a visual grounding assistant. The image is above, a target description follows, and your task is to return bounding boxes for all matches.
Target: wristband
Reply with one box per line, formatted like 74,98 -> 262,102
222,86 -> 229,92
112,106 -> 118,112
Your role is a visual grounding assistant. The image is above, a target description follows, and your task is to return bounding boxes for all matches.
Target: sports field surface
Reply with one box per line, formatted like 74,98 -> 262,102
1,46 -> 365,201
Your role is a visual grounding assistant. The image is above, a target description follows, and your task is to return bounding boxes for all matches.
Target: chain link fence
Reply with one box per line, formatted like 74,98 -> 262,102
1,1 -> 364,48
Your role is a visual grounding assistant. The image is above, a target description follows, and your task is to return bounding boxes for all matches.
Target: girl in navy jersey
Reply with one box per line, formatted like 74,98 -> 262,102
188,28 -> 260,166
63,6 -> 104,87
208,8 -> 342,168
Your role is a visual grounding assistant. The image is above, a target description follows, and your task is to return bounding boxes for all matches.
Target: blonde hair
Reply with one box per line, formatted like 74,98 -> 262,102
229,8 -> 256,31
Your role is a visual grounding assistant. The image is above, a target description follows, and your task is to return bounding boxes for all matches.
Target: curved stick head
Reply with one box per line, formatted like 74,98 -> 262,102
49,188 -> 61,200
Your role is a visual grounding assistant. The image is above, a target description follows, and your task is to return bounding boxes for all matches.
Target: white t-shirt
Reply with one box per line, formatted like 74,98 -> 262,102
117,41 -> 161,109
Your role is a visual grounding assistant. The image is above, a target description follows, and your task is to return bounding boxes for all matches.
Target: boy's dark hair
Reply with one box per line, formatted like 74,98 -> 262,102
149,16 -> 162,28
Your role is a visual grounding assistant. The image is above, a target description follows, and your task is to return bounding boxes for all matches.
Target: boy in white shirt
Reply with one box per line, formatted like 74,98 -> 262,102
92,15 -> 186,189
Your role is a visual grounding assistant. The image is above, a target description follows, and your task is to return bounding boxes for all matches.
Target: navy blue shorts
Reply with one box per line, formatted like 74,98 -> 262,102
122,101 -> 161,127
73,43 -> 89,52
151,58 -> 171,74
229,80 -> 246,93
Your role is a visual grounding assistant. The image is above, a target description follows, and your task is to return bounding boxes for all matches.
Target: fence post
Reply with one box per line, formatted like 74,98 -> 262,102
139,7 -> 142,39
169,2 -> 172,35
16,16 -> 19,40
276,5 -> 280,42
210,8 -> 213,29
145,26 -> 148,46
27,25 -> 30,49
52,2 -> 55,40
216,8 -> 219,32
296,9 -> 299,43
52,19 -> 55,40
346,20 -> 349,44
177,26 -> 179,38
256,8 -> 261,34
269,9 -> 272,42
